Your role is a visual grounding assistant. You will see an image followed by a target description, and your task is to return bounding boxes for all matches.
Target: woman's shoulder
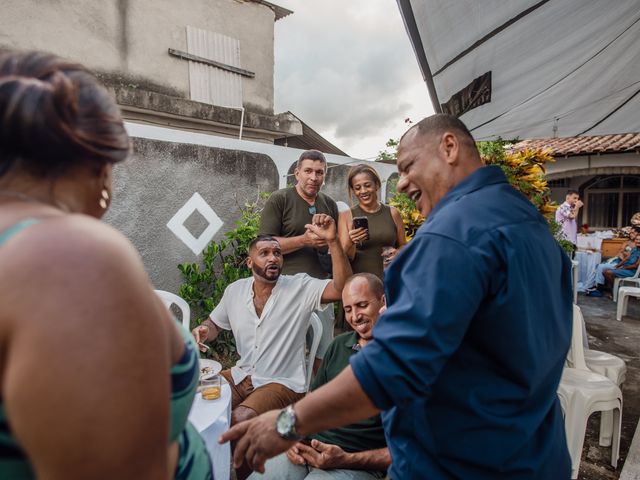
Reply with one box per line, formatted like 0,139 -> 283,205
388,204 -> 402,219
350,204 -> 363,215
41,214 -> 135,254
2,214 -> 143,277
0,213 -> 160,347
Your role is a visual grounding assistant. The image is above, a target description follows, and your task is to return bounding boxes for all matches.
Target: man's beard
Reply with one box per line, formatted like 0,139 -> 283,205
253,263 -> 281,282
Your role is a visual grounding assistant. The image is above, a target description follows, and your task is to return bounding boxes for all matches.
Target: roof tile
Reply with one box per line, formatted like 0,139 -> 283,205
512,133 -> 640,156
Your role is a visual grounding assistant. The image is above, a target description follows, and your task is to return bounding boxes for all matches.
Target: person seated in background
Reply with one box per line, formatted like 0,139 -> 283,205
192,221 -> 350,425
585,227 -> 638,294
589,225 -> 640,297
250,273 -> 391,480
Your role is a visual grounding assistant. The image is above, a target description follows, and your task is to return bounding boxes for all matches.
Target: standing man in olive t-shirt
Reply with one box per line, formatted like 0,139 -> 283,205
259,150 -> 339,368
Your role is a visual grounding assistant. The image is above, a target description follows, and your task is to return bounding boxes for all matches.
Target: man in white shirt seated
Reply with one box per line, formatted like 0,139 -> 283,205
192,214 -> 351,429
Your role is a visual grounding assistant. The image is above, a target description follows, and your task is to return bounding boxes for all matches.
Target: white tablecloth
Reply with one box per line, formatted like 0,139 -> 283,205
576,234 -> 603,251
188,383 -> 232,480
575,251 -> 602,292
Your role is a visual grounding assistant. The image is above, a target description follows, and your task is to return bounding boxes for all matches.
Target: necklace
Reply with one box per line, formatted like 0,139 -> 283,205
360,202 -> 382,214
0,189 -> 69,212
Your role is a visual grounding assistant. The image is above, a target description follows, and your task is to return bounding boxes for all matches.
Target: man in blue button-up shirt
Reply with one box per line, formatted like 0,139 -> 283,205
222,114 -> 573,480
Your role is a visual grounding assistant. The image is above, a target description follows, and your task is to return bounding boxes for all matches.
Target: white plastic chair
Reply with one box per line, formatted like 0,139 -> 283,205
613,264 -> 640,301
616,286 -> 640,321
155,290 -> 191,330
575,305 -> 626,446
571,260 -> 579,304
574,305 -> 627,386
305,313 -> 323,391
558,305 -> 622,479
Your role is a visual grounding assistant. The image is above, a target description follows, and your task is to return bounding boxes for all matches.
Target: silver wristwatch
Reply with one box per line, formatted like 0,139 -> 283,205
276,405 -> 302,440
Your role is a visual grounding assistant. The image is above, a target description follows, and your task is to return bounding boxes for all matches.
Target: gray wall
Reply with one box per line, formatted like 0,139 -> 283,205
106,122 -> 399,293
105,138 -> 279,290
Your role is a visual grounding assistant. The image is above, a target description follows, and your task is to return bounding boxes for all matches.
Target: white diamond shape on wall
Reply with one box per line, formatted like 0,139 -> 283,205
167,192 -> 223,255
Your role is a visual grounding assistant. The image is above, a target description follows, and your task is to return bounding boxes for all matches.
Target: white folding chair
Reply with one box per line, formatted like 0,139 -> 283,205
574,305 -> 627,386
570,260 -> 579,304
155,290 -> 191,330
616,286 -> 640,321
558,304 -> 622,478
613,264 -> 640,301
305,313 -> 323,391
575,305 -> 626,446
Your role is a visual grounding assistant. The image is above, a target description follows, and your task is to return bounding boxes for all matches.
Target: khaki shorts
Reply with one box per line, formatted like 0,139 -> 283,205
220,370 -> 304,415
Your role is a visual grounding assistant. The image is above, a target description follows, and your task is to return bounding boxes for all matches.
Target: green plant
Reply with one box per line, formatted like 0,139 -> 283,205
177,201 -> 263,367
549,219 -> 577,257
377,138 -> 399,163
479,139 -> 574,256
478,138 -> 556,216
388,190 -> 425,240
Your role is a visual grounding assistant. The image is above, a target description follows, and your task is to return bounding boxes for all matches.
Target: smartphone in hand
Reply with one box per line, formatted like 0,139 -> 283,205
352,216 -> 370,240
352,216 -> 369,230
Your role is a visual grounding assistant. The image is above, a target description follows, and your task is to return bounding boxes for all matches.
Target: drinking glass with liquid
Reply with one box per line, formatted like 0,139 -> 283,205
201,374 -> 221,400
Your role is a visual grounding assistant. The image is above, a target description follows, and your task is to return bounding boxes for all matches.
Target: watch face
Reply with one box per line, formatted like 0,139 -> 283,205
276,409 -> 294,435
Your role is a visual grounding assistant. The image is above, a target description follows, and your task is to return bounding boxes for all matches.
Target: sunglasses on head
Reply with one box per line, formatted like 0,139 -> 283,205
308,205 -> 317,215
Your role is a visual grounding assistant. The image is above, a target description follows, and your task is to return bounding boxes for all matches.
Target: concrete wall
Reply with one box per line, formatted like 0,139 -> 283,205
549,175 -> 593,205
546,152 -> 640,179
546,153 -> 640,229
0,0 -> 276,113
106,122 -> 398,293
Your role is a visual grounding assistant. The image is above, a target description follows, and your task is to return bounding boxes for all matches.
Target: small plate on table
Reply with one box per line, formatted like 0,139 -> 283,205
199,359 -> 222,380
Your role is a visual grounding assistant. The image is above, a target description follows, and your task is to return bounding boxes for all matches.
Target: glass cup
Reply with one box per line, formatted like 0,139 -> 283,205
201,374 -> 221,400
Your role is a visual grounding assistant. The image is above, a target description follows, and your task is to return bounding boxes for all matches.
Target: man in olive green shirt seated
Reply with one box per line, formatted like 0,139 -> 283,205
250,273 -> 391,480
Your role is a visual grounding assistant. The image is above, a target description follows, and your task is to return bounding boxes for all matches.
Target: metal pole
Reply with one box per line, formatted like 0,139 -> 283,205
239,107 -> 245,140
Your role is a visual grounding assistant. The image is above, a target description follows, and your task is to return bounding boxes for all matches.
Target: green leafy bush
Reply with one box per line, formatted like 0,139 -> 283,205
388,190 -> 425,240
178,201 -> 262,367
549,219 -> 577,257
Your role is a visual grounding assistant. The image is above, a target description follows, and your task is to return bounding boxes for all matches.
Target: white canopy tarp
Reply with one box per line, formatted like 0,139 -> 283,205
397,0 -> 640,140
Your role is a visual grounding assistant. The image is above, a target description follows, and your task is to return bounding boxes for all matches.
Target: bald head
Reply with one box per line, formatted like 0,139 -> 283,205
396,114 -> 482,218
343,273 -> 384,299
401,114 -> 479,156
342,274 -> 385,343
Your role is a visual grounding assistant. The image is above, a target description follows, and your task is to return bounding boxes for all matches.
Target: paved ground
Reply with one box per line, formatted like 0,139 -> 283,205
578,294 -> 640,479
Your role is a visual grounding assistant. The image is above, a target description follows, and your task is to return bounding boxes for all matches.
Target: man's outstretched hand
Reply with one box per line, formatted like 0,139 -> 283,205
218,410 -> 294,473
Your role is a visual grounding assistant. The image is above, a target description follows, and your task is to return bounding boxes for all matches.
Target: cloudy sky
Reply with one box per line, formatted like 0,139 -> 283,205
272,0 -> 435,159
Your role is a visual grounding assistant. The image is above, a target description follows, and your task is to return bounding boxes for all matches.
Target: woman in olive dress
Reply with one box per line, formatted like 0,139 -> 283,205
338,164 -> 406,280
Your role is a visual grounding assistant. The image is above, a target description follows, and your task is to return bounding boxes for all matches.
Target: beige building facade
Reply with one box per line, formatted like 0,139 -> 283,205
0,0 -> 300,142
